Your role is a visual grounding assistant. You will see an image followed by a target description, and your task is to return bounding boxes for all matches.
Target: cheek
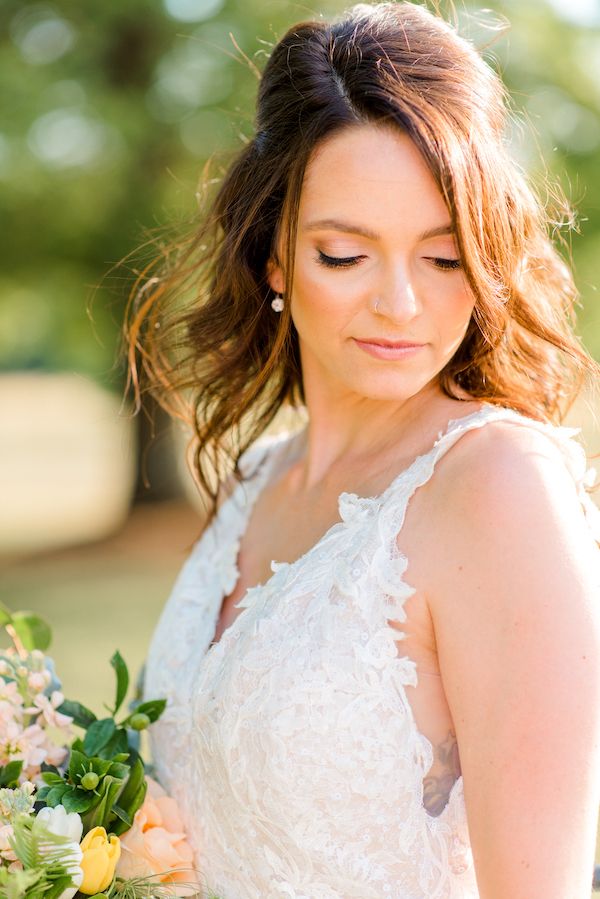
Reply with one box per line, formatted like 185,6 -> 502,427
438,284 -> 476,336
426,293 -> 474,358
292,266 -> 356,330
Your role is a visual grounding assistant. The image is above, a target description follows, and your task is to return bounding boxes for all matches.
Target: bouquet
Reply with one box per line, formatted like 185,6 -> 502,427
0,602 -> 218,899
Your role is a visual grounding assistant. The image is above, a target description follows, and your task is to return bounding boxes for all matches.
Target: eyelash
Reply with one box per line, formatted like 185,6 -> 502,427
316,251 -> 461,271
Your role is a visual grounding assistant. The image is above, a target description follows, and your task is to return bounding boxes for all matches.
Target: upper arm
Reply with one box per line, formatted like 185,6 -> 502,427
425,422 -> 600,899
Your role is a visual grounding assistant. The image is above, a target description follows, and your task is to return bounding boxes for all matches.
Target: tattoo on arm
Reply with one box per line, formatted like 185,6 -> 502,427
422,730 -> 462,816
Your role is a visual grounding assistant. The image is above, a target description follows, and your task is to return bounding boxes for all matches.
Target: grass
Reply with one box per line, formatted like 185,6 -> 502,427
0,500 -> 199,710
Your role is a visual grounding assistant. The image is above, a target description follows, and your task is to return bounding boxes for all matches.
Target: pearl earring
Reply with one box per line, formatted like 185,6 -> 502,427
271,294 -> 284,312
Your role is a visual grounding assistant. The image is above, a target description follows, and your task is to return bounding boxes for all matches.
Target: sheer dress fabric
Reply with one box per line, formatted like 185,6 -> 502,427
143,403 -> 600,899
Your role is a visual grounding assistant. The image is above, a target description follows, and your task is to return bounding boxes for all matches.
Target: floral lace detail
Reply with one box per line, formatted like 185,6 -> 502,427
143,404 -> 599,899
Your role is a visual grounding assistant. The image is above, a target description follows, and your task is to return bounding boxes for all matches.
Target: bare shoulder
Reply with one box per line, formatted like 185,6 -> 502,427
417,416 -> 600,899
435,413 -> 575,486
426,414 -> 592,529
397,411 -> 599,585
420,414 -> 600,649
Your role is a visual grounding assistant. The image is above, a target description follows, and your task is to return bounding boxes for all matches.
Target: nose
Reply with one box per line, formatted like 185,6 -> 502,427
375,263 -> 422,322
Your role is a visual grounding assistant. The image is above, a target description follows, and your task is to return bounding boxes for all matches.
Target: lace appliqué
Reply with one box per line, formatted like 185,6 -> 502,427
143,405 -> 599,899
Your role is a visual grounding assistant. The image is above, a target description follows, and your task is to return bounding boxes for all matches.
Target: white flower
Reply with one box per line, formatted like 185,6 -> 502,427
35,805 -> 83,844
34,806 -> 84,899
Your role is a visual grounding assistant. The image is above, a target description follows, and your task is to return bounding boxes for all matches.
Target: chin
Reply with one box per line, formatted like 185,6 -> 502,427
343,371 -> 434,403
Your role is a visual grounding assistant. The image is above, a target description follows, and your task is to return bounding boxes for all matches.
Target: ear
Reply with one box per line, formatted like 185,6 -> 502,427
266,256 -> 285,295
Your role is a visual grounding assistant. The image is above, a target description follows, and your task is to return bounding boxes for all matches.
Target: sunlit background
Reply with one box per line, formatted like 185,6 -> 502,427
1,0 -> 600,881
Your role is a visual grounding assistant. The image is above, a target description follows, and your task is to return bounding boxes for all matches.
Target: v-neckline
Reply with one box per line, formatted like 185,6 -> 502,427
205,401 -> 494,655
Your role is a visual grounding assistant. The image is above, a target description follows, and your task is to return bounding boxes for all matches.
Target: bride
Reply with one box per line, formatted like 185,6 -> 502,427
126,2 -> 600,896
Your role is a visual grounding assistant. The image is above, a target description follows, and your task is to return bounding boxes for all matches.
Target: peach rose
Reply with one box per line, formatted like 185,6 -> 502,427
116,777 -> 197,895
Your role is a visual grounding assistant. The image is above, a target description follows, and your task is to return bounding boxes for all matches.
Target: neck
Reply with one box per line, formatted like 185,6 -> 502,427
287,379 -> 458,493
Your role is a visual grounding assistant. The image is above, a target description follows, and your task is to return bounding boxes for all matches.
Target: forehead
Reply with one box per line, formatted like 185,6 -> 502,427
299,123 -> 449,227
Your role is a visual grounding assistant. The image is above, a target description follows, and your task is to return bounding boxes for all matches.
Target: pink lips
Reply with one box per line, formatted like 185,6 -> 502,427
359,338 -> 423,347
353,337 -> 425,360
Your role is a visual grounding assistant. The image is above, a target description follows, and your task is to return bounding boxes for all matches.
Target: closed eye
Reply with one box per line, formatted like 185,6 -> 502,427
426,257 -> 462,271
316,251 -> 462,271
316,251 -> 364,268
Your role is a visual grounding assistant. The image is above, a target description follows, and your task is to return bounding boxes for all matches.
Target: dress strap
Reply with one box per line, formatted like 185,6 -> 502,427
381,402 -> 600,543
237,427 -> 300,485
203,429 -> 299,600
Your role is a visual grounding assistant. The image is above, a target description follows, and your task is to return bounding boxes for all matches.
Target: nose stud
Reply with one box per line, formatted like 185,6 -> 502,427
374,298 -> 381,314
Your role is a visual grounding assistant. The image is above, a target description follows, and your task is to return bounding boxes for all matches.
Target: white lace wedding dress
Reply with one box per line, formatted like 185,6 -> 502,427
143,403 -> 600,899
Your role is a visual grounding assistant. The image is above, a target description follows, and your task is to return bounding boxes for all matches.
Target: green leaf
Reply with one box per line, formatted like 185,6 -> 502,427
61,787 -> 95,814
122,698 -> 166,725
57,699 -> 97,729
0,760 -> 23,787
125,745 -> 141,767
111,752 -> 130,763
85,775 -> 122,832
113,756 -> 145,813
68,749 -> 89,784
106,762 -> 129,781
98,727 -> 128,759
44,875 -> 78,899
110,803 -> 132,828
10,611 -> 52,651
40,771 -> 65,787
83,718 -> 116,756
0,602 -> 12,628
127,778 -> 147,821
89,757 -> 114,778
110,757 -> 147,835
0,863 -> 40,899
45,785 -> 68,807
109,780 -> 146,836
110,650 -> 129,717
35,786 -> 50,802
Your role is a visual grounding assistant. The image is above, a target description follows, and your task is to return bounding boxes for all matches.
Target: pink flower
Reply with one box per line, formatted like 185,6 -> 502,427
116,777 -> 197,895
0,683 -> 71,781
27,671 -> 51,694
0,823 -> 18,863
0,681 -> 22,704
0,681 -> 24,726
0,720 -> 47,779
43,742 -> 68,768
31,691 -> 73,731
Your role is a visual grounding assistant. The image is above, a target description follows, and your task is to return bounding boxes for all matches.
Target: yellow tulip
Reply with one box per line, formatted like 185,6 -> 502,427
78,827 -> 121,895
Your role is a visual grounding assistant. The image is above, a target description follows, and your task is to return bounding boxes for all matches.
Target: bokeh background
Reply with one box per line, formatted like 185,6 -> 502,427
1,0 -> 600,879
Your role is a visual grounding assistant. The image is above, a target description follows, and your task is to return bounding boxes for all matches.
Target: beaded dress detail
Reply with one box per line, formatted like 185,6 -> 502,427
143,403 -> 600,899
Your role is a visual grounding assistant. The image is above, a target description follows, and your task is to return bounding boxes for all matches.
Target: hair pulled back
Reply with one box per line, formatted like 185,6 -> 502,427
124,1 -> 598,522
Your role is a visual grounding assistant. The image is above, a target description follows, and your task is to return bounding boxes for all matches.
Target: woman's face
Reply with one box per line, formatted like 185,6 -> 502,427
268,123 -> 476,405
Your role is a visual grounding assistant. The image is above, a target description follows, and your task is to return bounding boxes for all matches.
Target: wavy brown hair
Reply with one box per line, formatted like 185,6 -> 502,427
123,0 -> 599,525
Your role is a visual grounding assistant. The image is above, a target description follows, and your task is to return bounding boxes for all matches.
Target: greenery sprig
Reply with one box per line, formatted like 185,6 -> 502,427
36,650 -> 165,836
0,814 -> 80,899
1,606 -> 166,838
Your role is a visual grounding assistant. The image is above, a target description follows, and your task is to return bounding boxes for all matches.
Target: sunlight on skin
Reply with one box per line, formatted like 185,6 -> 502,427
267,122 -> 478,484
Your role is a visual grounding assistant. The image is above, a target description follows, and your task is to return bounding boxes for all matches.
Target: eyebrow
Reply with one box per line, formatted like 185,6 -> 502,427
303,218 -> 455,241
